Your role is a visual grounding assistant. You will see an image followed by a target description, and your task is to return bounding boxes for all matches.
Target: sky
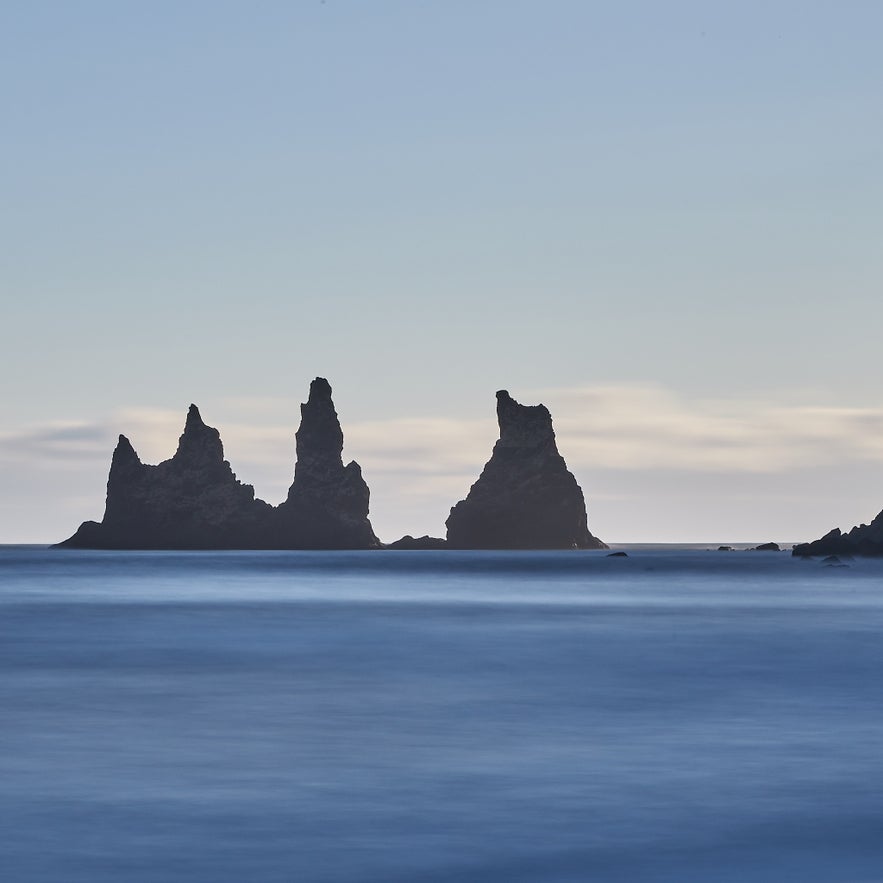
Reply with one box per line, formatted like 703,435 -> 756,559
2,1 -> 883,543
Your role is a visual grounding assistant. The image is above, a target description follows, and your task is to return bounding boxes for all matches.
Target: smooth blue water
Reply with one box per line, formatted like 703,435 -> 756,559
2,546 -> 882,882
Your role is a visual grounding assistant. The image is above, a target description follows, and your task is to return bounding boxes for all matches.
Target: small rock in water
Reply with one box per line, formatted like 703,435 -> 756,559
606,551 -> 628,558
717,546 -> 735,552
751,542 -> 781,552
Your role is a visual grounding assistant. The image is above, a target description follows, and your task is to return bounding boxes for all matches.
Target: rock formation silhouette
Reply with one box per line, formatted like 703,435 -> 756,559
57,379 -> 379,549
275,377 -> 379,549
58,382 -> 611,552
56,405 -> 272,549
792,511 -> 883,557
445,390 -> 606,549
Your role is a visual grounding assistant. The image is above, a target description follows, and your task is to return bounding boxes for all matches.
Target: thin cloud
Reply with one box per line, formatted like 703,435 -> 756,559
7,385 -> 883,479
0,422 -> 114,462
528,385 -> 883,473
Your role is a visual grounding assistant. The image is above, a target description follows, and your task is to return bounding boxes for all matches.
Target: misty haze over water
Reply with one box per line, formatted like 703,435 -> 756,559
2,547 -> 882,882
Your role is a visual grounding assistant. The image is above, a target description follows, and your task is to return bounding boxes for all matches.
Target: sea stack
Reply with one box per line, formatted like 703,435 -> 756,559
445,390 -> 606,549
56,378 -> 379,550
57,405 -> 272,549
792,511 -> 883,557
275,378 -> 380,549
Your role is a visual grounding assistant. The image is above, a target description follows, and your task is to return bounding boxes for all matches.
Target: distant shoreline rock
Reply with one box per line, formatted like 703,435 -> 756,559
793,512 -> 883,557
385,535 -> 448,550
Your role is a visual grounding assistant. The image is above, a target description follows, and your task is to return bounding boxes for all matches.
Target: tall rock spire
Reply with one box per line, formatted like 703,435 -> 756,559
174,404 -> 224,465
289,378 -> 346,493
445,390 -> 606,549
277,377 -> 379,549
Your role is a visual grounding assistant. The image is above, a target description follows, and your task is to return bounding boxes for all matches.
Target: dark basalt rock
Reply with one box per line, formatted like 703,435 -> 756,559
385,535 -> 448,550
57,405 -> 272,549
275,378 -> 380,549
445,390 -> 606,550
57,378 -> 379,550
607,551 -> 628,557
750,542 -> 781,552
793,511 -> 883,557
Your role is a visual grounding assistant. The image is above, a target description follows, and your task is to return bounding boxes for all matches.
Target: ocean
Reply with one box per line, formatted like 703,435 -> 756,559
1,545 -> 882,882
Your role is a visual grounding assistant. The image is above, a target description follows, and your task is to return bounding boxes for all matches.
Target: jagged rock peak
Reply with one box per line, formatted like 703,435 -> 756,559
291,377 -> 346,486
496,390 -> 556,448
185,403 -> 206,430
175,403 -> 224,463
300,377 -> 343,449
308,377 -> 333,403
111,434 -> 141,467
446,389 -> 606,550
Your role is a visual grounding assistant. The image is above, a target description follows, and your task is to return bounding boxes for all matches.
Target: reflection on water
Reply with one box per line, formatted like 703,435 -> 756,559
2,547 -> 882,882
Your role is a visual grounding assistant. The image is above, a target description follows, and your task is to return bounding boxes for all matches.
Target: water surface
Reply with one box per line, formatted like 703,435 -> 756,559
2,546 -> 881,882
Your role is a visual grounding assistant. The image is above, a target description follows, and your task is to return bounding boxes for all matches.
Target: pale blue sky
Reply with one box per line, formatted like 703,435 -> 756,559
2,2 -> 883,542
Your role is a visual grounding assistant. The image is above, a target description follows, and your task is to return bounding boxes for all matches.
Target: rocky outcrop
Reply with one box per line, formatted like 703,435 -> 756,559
57,378 -> 379,549
385,535 -> 448,550
792,511 -> 883,557
445,390 -> 606,550
57,405 -> 272,549
275,378 -> 380,549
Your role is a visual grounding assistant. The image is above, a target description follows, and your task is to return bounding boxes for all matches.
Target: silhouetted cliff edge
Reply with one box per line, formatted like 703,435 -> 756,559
793,510 -> 883,557
56,378 -> 379,549
445,390 -> 606,550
